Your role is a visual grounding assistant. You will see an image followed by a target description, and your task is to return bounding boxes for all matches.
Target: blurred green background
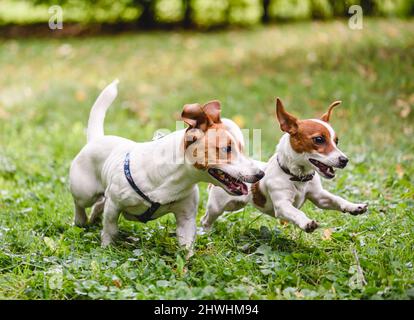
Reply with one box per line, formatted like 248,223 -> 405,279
0,1 -> 413,300
0,0 -> 413,28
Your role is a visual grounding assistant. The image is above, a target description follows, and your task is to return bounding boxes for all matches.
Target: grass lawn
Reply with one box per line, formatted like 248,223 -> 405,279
0,19 -> 413,299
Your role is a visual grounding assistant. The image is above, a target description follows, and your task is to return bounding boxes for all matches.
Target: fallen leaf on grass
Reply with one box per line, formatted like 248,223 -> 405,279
322,228 -> 333,241
396,164 -> 404,179
280,220 -> 289,226
112,278 -> 122,288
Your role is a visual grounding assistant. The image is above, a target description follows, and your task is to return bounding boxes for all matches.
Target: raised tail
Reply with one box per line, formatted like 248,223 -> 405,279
86,79 -> 119,142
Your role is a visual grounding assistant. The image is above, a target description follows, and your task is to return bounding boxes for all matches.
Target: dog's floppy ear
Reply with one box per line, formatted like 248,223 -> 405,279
321,100 -> 341,122
181,103 -> 208,131
275,98 -> 298,134
181,101 -> 222,132
203,100 -> 222,124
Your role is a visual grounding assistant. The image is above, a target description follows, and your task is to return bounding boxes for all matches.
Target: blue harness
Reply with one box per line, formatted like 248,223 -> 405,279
123,153 -> 161,223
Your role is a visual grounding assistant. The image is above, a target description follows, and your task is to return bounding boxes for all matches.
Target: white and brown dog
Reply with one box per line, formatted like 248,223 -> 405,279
201,98 -> 368,233
69,80 -> 264,251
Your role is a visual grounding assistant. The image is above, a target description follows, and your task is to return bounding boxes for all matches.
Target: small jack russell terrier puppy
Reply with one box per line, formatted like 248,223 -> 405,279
69,80 -> 264,250
201,98 -> 368,233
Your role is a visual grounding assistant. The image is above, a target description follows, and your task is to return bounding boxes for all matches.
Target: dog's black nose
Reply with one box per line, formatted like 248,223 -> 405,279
338,156 -> 349,168
255,170 -> 265,180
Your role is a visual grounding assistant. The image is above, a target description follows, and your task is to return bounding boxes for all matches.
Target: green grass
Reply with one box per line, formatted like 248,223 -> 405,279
0,19 -> 414,300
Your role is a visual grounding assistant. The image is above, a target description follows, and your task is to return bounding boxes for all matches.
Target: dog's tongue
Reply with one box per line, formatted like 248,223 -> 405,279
240,183 -> 248,195
229,181 -> 248,195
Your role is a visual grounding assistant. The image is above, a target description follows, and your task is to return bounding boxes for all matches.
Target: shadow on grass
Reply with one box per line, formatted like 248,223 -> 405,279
238,225 -> 321,256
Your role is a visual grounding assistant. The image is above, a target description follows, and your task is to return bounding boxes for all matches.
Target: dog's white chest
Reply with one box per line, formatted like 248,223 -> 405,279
293,192 -> 306,208
292,183 -> 308,208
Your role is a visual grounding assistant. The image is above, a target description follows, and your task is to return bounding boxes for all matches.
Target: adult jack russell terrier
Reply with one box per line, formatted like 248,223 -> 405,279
69,80 -> 264,250
201,98 -> 368,233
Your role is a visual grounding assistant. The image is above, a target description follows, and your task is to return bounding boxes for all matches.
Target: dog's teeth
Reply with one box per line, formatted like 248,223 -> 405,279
326,167 -> 335,175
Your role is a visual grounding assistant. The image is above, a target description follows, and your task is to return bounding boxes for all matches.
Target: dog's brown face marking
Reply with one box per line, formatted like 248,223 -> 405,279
187,124 -> 238,170
275,98 -> 340,155
251,182 -> 266,207
181,101 -> 240,170
290,120 -> 337,155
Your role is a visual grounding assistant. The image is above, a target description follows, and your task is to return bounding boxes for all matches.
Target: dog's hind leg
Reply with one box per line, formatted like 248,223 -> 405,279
89,196 -> 105,225
201,199 -> 224,232
74,202 -> 88,227
69,155 -> 104,226
201,186 -> 246,233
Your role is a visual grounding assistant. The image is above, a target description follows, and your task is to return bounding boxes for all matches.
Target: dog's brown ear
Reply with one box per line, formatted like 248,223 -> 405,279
203,100 -> 222,124
182,100 -> 222,131
321,101 -> 341,122
276,98 -> 298,134
181,103 -> 210,131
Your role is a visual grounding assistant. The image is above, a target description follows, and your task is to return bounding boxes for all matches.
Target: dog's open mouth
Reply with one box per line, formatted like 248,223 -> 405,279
208,168 -> 248,196
309,159 -> 335,179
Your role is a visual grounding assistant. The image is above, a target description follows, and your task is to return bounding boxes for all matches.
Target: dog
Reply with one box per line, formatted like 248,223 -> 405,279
201,98 -> 368,233
69,80 -> 264,252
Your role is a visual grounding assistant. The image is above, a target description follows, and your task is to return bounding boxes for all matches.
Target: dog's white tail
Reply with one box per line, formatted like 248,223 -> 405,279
86,79 -> 119,142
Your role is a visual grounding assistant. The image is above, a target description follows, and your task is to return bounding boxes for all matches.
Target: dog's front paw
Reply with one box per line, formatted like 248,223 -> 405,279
197,226 -> 211,235
346,203 -> 368,216
101,233 -> 115,248
88,215 -> 101,226
74,217 -> 88,228
304,220 -> 319,233
200,216 -> 214,234
186,248 -> 194,260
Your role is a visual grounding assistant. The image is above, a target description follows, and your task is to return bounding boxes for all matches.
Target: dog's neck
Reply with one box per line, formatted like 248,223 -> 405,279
130,130 -> 203,204
275,133 -> 315,178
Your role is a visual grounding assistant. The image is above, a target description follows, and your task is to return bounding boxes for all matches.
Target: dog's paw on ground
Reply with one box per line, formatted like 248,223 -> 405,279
348,203 -> 368,215
197,226 -> 211,235
304,220 -> 319,233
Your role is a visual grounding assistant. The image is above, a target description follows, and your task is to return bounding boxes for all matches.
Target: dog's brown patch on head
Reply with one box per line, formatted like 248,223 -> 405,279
189,124 -> 235,170
181,101 -> 240,170
251,182 -> 266,207
289,120 -> 335,155
275,98 -> 337,155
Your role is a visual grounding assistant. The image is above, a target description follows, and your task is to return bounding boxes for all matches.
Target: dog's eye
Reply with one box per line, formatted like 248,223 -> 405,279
313,136 -> 325,144
222,146 -> 232,153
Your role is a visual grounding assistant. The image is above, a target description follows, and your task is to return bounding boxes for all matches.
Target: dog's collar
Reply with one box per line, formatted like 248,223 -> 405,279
124,152 -> 160,223
277,156 -> 315,182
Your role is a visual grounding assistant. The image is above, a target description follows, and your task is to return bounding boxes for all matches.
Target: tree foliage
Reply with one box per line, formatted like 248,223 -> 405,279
12,0 -> 414,27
